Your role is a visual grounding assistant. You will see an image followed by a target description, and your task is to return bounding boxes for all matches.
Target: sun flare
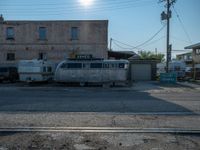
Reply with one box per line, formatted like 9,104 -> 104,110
79,0 -> 94,7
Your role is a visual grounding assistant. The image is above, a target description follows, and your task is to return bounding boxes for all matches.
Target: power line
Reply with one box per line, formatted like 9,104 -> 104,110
142,36 -> 166,47
172,6 -> 192,44
113,25 -> 165,49
0,0 -> 153,8
113,41 -> 148,52
171,35 -> 191,44
134,25 -> 166,48
0,2 -> 155,15
0,0 -> 154,12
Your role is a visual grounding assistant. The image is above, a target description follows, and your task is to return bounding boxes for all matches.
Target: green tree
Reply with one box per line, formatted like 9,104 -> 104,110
138,51 -> 165,63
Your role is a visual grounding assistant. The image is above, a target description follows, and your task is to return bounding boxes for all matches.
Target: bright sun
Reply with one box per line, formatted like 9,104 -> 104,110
79,0 -> 94,7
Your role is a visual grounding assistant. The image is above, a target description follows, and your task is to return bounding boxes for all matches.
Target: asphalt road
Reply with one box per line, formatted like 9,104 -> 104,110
0,82 -> 199,113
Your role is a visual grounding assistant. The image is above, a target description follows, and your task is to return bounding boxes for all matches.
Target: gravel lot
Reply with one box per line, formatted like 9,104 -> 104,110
0,132 -> 200,150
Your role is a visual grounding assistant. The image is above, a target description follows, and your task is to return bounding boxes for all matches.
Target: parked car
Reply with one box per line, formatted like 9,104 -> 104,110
0,67 -> 19,83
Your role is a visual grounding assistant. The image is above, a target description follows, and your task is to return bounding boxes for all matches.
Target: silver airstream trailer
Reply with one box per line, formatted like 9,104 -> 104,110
54,59 -> 129,85
18,59 -> 55,82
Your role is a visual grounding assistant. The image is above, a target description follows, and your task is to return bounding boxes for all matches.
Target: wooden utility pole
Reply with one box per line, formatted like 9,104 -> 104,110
166,0 -> 170,73
109,38 -> 112,51
160,0 -> 176,73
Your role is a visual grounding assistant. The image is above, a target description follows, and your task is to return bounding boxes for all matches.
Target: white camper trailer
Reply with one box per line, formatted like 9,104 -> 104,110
18,60 -> 55,82
169,60 -> 186,78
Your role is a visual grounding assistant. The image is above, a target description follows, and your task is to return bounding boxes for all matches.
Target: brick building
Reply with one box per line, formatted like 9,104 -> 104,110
0,15 -> 108,67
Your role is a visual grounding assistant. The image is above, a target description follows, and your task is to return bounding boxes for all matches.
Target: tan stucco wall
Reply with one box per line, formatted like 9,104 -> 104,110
0,20 -> 108,66
192,49 -> 200,63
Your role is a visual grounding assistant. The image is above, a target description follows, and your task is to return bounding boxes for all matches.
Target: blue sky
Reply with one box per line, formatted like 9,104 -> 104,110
0,0 -> 199,58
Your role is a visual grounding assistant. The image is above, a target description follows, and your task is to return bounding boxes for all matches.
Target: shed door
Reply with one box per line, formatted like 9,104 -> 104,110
131,64 -> 151,81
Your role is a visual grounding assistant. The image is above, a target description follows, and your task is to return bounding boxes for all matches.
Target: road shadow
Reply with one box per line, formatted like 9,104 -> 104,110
0,88 -> 196,114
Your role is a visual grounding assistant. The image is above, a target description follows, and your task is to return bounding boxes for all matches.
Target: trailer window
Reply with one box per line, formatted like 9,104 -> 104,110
67,63 -> 82,69
47,67 -> 52,72
61,63 -> 67,69
0,67 -> 8,72
43,67 -> 47,72
103,63 -> 109,68
119,63 -> 125,68
90,63 -> 103,68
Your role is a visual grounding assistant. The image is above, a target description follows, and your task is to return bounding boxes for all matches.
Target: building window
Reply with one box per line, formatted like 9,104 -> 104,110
39,27 -> 47,40
196,49 -> 200,55
38,53 -> 47,60
6,27 -> 15,40
71,27 -> 79,40
7,53 -> 15,61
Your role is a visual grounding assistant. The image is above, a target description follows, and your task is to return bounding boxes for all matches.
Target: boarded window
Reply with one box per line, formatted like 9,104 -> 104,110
6,27 -> 14,40
71,27 -> 79,40
39,27 -> 47,40
7,53 -> 15,61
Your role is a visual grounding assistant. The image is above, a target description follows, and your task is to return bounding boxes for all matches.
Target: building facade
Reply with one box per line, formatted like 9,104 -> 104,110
185,43 -> 200,64
0,16 -> 108,66
176,52 -> 192,67
185,42 -> 200,79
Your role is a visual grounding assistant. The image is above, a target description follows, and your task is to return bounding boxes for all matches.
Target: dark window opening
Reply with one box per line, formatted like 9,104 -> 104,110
6,27 -> 14,40
0,67 -> 8,72
7,53 -> 15,61
47,67 -> 52,72
39,27 -> 47,40
38,53 -> 46,60
71,27 -> 79,40
43,67 -> 47,72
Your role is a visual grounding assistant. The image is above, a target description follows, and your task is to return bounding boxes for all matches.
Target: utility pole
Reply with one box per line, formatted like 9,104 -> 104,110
160,0 -> 176,73
109,38 -> 112,51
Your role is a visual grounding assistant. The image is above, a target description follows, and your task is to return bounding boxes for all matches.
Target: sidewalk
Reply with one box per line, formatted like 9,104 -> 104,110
177,81 -> 200,90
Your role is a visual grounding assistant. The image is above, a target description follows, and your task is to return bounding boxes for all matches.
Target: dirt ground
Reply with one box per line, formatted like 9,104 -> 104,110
0,132 -> 200,150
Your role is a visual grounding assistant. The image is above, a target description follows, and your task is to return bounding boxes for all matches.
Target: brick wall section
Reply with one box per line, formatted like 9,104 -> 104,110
0,20 -> 108,66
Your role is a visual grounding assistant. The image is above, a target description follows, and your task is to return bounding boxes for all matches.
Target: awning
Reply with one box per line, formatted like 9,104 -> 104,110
185,42 -> 200,49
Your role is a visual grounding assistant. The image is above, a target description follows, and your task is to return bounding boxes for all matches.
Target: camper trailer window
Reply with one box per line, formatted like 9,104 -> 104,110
90,63 -> 103,69
61,63 -> 67,69
47,67 -> 52,72
119,63 -> 125,68
103,64 -> 109,68
67,63 -> 82,69
43,67 -> 47,72
0,67 -> 8,72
